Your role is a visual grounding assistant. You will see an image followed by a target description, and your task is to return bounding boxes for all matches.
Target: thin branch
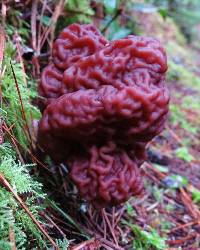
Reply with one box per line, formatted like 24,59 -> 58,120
40,0 -> 65,50
0,27 -> 5,73
101,9 -> 122,34
1,2 -> 6,28
41,212 -> 66,237
101,209 -> 119,246
3,122 -> 52,172
0,26 -> 5,145
31,0 -> 38,51
9,226 -> 16,250
37,0 -> 47,55
10,61 -> 33,149
71,238 -> 100,250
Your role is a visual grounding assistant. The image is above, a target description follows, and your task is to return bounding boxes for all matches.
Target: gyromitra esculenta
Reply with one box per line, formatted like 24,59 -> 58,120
38,23 -> 169,207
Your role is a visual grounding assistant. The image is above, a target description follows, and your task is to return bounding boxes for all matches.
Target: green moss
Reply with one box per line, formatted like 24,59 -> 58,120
2,42 -> 41,149
175,147 -> 194,162
0,36 -> 69,249
122,220 -> 167,250
169,104 -> 198,134
0,143 -> 47,249
134,11 -> 186,45
190,186 -> 200,204
166,41 -> 197,67
182,96 -> 200,111
167,60 -> 200,91
164,17 -> 186,45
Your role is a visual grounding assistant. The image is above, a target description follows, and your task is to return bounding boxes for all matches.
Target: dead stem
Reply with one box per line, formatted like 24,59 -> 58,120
101,208 -> 119,246
31,0 -> 38,52
168,220 -> 198,233
10,61 -> 34,149
0,27 -> 5,73
40,0 -> 65,50
70,238 -> 100,250
1,2 -> 6,28
0,26 -> 6,114
41,212 -> 66,237
37,0 -> 47,56
3,122 -> 51,172
9,225 -> 16,250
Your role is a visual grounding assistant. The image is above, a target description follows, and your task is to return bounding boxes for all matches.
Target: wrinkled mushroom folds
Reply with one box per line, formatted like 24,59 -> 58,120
38,24 -> 169,207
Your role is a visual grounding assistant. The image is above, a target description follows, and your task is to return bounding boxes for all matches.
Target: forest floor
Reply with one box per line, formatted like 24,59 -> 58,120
1,2 -> 200,250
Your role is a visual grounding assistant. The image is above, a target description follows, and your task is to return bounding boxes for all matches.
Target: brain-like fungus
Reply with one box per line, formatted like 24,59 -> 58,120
52,23 -> 108,70
38,24 -> 108,107
70,142 -> 144,207
38,23 -> 169,207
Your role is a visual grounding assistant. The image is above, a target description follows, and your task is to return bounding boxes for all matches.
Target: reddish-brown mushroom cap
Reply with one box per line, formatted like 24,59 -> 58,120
52,23 -> 108,70
37,24 -> 169,207
38,23 -> 108,109
70,142 -> 144,207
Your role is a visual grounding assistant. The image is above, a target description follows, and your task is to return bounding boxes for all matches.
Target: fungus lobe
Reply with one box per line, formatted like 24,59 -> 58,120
38,23 -> 169,207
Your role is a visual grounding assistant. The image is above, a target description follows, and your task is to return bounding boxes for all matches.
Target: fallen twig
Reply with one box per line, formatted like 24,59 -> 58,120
10,61 -> 33,149
70,238 -> 100,250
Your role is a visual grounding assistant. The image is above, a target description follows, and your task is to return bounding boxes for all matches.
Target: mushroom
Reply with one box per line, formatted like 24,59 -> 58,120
38,24 -> 169,207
